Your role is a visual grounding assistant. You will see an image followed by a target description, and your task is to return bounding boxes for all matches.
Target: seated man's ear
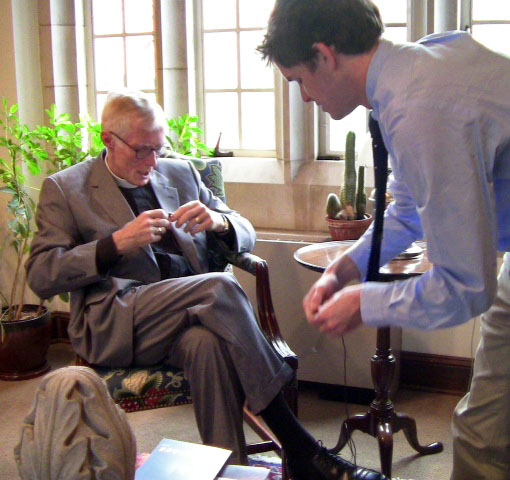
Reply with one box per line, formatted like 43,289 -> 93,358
101,131 -> 114,150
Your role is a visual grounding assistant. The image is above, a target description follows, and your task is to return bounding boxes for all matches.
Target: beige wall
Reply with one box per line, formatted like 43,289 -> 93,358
0,0 -> 18,306
0,0 -> 16,106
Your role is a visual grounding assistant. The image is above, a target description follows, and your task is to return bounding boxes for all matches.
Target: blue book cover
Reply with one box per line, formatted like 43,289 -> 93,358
135,438 -> 232,480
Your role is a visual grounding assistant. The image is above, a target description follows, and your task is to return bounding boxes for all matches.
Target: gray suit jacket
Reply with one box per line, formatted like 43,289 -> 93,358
26,153 -> 256,366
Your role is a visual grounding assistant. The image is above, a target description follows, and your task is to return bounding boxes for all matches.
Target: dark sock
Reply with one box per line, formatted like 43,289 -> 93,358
259,393 -> 318,459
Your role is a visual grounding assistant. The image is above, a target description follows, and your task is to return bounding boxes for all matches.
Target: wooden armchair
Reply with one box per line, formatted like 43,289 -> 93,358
76,157 -> 298,473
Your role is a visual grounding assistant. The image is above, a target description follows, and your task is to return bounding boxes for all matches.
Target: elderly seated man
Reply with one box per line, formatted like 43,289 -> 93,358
26,90 -> 385,480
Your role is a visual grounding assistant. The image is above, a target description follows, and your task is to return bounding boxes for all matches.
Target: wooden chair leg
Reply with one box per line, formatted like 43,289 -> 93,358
243,405 -> 282,456
243,405 -> 292,480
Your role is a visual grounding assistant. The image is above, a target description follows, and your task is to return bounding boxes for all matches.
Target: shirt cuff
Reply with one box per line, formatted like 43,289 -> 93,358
215,215 -> 235,247
360,282 -> 390,328
344,241 -> 370,281
96,235 -> 122,274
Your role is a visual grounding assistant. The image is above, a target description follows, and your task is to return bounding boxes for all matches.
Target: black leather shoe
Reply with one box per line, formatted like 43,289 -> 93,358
312,446 -> 388,480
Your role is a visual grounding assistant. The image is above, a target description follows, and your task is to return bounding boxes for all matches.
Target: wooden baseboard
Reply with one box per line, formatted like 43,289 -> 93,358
300,351 -> 474,402
299,380 -> 375,405
400,351 -> 473,395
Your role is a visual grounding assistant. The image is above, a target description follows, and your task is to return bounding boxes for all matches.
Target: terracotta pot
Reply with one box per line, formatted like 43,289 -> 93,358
326,214 -> 373,241
0,305 -> 52,381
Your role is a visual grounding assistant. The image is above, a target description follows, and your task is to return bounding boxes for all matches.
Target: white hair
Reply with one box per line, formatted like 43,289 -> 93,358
101,89 -> 168,137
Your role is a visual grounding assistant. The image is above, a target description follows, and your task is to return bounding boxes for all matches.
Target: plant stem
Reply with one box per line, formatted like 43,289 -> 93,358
35,297 -> 45,317
178,116 -> 190,144
11,236 -> 28,320
14,269 -> 28,321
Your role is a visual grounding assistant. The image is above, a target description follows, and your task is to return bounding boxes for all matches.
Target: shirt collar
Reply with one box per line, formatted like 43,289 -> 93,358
366,38 -> 394,120
104,153 -> 140,189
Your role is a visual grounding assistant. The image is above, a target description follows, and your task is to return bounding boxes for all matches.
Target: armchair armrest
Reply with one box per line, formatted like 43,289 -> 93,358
225,252 -> 298,372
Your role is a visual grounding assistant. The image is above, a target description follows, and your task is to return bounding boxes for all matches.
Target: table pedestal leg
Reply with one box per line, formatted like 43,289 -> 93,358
329,327 -> 443,478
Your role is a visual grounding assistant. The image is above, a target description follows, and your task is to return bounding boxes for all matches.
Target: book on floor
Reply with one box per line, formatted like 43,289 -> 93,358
216,463 -> 271,479
135,438 -> 232,480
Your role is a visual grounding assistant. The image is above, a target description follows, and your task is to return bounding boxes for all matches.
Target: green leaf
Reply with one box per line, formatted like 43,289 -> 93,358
0,186 -> 17,195
58,292 -> 70,303
60,123 -> 76,134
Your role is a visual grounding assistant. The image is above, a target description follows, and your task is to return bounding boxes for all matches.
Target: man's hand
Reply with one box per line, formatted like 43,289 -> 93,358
308,284 -> 363,337
171,201 -> 226,235
303,253 -> 363,337
112,209 -> 171,255
303,272 -> 341,323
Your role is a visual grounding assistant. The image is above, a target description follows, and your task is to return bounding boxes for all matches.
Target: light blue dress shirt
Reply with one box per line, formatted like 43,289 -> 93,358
347,31 -> 510,330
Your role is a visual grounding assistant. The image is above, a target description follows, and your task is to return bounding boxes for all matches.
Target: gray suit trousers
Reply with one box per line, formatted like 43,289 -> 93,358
127,271 -> 293,461
451,253 -> 510,480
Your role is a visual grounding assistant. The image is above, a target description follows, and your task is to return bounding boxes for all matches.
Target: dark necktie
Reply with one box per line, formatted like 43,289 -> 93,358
366,112 -> 389,282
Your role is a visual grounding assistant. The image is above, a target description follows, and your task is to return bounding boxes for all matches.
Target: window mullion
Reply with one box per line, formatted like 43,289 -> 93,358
82,0 -> 97,119
407,0 -> 430,41
236,0 -> 242,150
433,0 -> 458,32
460,0 -> 472,31
191,0 -> 205,130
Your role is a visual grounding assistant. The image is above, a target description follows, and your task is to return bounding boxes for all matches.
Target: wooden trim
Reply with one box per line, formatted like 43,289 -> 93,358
300,351 -> 474,402
299,381 -> 375,406
50,311 -> 70,343
400,351 -> 474,395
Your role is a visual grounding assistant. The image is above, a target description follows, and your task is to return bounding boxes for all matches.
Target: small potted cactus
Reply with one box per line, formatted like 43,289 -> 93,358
325,131 -> 372,240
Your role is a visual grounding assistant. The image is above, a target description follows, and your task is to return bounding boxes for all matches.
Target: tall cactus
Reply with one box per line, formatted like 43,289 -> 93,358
356,165 -> 366,220
339,131 -> 357,220
325,130 -> 366,221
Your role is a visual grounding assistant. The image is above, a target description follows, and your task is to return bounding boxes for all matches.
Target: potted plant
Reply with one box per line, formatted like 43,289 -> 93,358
166,114 -> 212,164
33,104 -> 103,175
0,99 -> 101,380
0,100 -> 52,380
325,131 -> 372,240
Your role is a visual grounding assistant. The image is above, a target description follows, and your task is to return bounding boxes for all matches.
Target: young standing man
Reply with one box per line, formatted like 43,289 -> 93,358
259,1 -> 510,478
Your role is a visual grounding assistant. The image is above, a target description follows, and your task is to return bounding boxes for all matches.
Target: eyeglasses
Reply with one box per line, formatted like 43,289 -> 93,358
109,131 -> 167,160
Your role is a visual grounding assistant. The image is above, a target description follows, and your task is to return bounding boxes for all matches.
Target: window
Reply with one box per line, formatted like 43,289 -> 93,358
319,0 -> 407,158
89,0 -> 157,119
83,1 -> 510,166
467,0 -> 510,57
322,0 -> 510,160
198,0 -> 277,156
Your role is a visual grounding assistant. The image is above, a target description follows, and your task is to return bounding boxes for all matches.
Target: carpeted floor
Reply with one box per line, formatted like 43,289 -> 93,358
1,343 -> 459,479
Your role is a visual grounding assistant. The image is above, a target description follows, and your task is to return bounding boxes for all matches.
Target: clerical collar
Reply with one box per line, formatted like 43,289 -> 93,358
104,154 -> 141,189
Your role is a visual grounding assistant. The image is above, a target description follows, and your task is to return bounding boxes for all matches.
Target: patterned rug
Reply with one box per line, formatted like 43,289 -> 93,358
135,453 -> 282,478
248,455 -> 282,480
136,453 -> 412,479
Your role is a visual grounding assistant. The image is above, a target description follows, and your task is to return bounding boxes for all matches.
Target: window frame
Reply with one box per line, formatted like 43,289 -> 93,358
191,0 -> 282,158
81,0 -> 510,170
460,0 -> 510,31
84,0 -> 160,121
460,0 -> 510,59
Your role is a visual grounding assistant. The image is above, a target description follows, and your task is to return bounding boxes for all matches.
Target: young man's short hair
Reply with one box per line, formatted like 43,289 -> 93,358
258,0 -> 384,69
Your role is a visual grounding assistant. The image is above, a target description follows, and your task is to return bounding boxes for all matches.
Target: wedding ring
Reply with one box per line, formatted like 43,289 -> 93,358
157,227 -> 165,234
195,217 -> 201,224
